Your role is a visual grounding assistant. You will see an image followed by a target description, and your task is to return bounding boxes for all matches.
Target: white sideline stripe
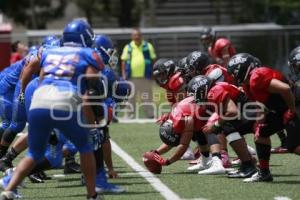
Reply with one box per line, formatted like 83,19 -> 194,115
110,140 -> 182,200
274,197 -> 292,200
118,119 -> 156,123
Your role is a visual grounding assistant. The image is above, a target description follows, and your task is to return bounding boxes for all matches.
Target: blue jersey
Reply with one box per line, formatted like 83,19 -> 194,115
0,51 -> 38,94
40,46 -> 104,95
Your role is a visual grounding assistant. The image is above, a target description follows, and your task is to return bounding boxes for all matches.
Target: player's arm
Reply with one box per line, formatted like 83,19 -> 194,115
166,116 -> 193,164
83,66 -> 103,125
268,79 -> 296,112
154,143 -> 172,155
202,98 -> 237,134
20,57 -> 40,93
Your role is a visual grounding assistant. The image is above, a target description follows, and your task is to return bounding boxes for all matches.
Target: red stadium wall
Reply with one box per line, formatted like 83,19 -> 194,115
0,23 -> 12,71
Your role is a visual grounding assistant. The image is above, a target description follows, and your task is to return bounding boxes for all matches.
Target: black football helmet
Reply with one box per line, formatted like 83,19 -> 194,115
227,53 -> 257,85
186,51 -> 209,79
200,27 -> 215,48
153,58 -> 176,86
187,75 -> 214,104
253,56 -> 262,68
288,46 -> 300,75
175,57 -> 188,74
159,120 -> 180,146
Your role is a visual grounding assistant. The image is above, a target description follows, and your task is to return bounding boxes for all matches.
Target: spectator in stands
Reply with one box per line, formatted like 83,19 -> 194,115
121,28 -> 157,119
10,41 -> 28,64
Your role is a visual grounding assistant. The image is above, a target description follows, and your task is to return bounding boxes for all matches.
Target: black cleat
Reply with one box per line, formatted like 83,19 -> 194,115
0,158 -> 13,173
28,173 -> 44,183
64,160 -> 81,174
243,170 -> 273,182
38,171 -> 51,180
228,165 -> 257,178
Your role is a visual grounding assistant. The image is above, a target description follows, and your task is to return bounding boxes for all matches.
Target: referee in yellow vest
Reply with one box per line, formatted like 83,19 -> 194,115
121,28 -> 156,119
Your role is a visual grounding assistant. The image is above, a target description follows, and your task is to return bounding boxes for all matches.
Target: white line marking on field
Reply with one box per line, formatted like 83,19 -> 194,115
111,140 -> 184,200
274,197 -> 292,200
118,119 -> 156,123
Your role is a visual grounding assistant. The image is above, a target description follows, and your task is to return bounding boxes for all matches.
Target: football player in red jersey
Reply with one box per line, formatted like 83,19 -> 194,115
227,53 -> 300,182
150,88 -> 226,175
188,75 -> 257,178
186,52 -> 234,168
152,59 -> 226,174
200,27 -> 236,67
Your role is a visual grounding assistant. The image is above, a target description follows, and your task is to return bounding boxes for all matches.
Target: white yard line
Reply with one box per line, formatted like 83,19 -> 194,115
110,139 -> 182,200
118,119 -> 156,123
274,197 -> 292,200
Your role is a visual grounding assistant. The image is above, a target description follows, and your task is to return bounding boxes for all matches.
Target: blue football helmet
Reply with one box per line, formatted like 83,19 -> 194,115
94,34 -> 118,68
62,19 -> 94,47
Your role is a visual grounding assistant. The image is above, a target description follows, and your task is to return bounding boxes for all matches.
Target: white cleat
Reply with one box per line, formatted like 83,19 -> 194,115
181,146 -> 195,160
198,157 -> 226,175
187,155 -> 210,171
0,191 -> 15,200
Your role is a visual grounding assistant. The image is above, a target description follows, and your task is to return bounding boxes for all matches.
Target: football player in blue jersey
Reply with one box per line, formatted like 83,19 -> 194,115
0,37 -> 60,170
0,19 -> 104,200
88,34 -> 127,194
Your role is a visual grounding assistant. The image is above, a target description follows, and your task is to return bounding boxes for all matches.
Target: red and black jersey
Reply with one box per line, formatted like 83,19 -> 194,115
209,38 -> 236,62
202,64 -> 235,84
169,96 -> 207,134
207,82 -> 243,110
246,67 -> 285,104
161,72 -> 186,105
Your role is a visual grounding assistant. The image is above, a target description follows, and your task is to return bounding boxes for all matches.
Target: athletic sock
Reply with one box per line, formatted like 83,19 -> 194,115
255,142 -> 271,172
212,152 -> 221,159
201,151 -> 210,158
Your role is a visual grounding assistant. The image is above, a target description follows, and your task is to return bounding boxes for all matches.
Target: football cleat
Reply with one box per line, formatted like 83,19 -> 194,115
95,182 -> 125,194
243,170 -> 273,182
0,170 -> 21,199
187,155 -> 210,171
0,158 -> 13,173
198,156 -> 226,175
181,147 -> 195,160
271,146 -> 288,154
0,191 -> 15,200
64,157 -> 81,174
95,169 -> 125,194
28,173 -> 44,184
227,164 -> 257,178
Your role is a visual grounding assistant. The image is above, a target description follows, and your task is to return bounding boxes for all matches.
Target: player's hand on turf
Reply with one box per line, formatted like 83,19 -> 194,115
153,153 -> 169,166
108,169 -> 119,179
283,109 -> 296,124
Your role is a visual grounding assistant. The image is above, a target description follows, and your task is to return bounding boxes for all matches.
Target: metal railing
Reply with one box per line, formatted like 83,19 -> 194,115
4,23 -> 300,71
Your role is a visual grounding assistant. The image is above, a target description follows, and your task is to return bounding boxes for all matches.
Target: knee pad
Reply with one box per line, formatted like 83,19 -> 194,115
192,132 -> 207,146
94,146 -> 104,170
226,132 -> 242,144
206,134 -> 220,146
2,129 -> 18,144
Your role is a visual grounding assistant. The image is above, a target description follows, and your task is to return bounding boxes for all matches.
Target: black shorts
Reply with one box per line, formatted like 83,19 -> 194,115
222,119 -> 255,137
259,112 -> 285,138
285,115 -> 300,152
192,131 -> 207,146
